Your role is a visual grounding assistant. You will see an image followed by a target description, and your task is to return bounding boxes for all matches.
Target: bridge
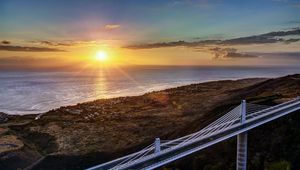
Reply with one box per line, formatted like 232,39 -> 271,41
87,97 -> 300,170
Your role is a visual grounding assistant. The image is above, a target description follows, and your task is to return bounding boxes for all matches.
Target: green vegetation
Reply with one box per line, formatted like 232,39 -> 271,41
266,161 -> 290,170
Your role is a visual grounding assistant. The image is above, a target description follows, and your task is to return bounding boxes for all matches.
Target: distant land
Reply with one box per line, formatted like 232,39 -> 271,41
0,74 -> 300,170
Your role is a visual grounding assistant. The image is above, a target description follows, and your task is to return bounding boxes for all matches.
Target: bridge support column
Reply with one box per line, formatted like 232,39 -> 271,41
237,100 -> 247,170
237,132 -> 247,170
155,138 -> 161,154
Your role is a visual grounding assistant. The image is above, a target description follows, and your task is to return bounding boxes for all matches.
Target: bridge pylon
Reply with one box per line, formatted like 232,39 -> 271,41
155,138 -> 161,154
237,100 -> 248,170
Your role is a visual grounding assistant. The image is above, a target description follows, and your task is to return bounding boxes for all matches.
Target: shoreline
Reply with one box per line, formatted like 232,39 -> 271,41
1,77 -> 269,116
2,66 -> 300,116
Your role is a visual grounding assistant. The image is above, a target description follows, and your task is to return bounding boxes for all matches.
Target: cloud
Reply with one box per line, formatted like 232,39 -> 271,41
29,40 -> 74,46
123,28 -> 300,61
29,40 -> 99,47
214,28 -> 300,45
104,24 -> 121,30
209,47 -> 257,59
284,38 -> 300,43
0,45 -> 66,52
222,36 -> 281,45
1,40 -> 10,45
125,40 -> 220,49
224,52 -> 258,59
221,29 -> 300,45
124,28 -> 300,49
259,28 -> 300,37
210,47 -> 235,58
39,41 -> 72,46
125,41 -> 189,49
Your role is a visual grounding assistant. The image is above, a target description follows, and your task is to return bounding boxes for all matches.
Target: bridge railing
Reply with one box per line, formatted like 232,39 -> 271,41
246,97 -> 300,122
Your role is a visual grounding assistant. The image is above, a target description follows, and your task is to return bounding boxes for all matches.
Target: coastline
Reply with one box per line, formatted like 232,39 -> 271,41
2,65 -> 300,115
0,77 -> 270,116
1,77 -> 266,116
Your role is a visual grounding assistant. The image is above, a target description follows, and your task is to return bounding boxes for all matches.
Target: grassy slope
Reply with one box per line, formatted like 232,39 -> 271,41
163,74 -> 300,170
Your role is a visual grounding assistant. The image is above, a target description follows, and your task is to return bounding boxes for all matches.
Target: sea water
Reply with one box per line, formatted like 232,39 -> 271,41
0,66 -> 299,115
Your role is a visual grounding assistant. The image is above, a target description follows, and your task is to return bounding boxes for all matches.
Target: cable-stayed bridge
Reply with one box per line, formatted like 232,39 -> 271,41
87,97 -> 300,170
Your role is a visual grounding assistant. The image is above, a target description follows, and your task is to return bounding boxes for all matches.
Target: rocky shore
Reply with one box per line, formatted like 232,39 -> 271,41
0,74 -> 300,170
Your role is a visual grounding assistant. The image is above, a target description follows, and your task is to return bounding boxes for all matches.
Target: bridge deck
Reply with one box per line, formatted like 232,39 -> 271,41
87,97 -> 300,170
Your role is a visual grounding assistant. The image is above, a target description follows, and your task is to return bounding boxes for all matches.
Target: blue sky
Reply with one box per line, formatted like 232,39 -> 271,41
1,0 -> 299,42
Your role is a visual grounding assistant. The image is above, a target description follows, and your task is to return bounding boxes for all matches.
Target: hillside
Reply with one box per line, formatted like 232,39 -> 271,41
0,74 -> 300,170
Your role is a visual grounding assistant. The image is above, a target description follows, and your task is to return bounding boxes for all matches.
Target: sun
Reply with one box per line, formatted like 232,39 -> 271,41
95,51 -> 108,62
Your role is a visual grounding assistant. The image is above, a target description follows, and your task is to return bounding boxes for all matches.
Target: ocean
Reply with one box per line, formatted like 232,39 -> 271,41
0,66 -> 299,115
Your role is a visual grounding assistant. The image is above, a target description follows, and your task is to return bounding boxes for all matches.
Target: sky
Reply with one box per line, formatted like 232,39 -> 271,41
0,0 -> 300,70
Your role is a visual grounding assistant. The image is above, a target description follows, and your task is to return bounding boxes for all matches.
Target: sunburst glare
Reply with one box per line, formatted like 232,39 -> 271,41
95,51 -> 108,62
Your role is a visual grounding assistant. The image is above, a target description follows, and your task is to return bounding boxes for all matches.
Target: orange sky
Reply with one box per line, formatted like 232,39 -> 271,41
1,38 -> 299,70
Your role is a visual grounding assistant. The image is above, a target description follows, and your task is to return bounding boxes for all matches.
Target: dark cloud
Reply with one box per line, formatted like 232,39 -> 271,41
224,52 -> 258,58
284,38 -> 300,43
122,41 -> 187,49
29,40 -> 99,46
209,47 -> 257,59
0,45 -> 66,52
29,40 -> 73,46
124,28 -> 300,49
40,41 -> 72,46
125,40 -> 220,49
260,28 -> 300,37
1,40 -> 10,45
124,28 -> 300,61
222,36 -> 281,45
220,28 -> 300,45
210,47 -> 235,59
